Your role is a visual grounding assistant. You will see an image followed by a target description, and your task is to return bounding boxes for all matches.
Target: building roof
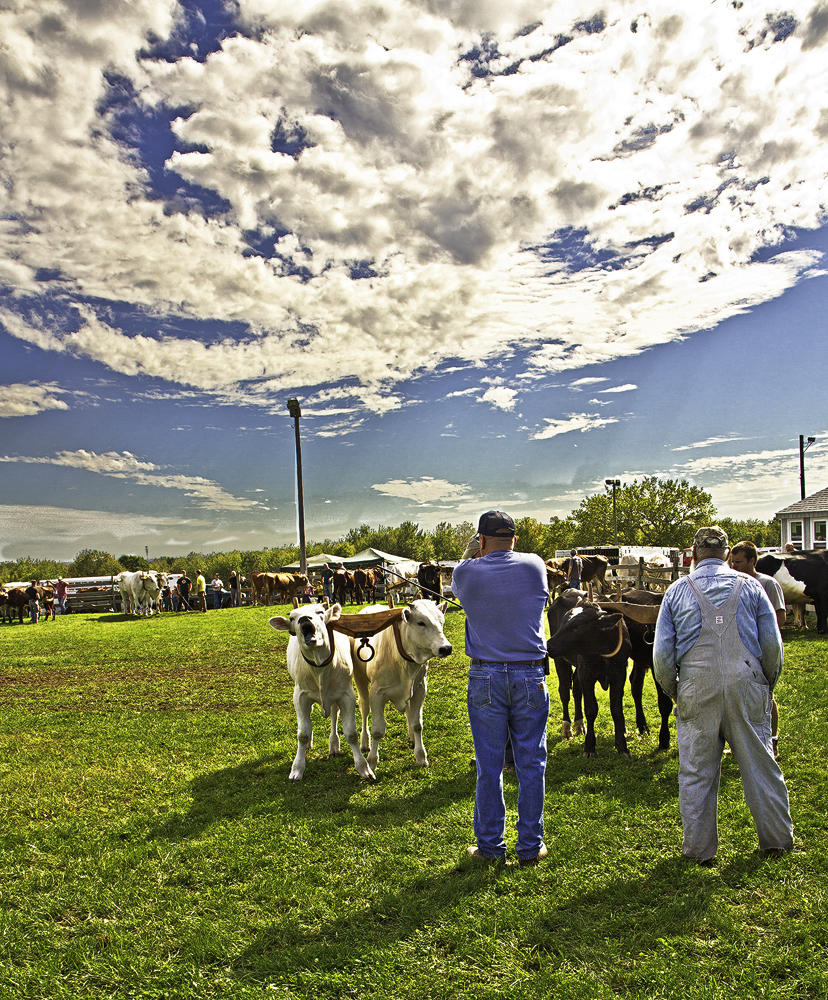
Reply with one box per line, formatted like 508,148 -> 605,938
775,486 -> 828,518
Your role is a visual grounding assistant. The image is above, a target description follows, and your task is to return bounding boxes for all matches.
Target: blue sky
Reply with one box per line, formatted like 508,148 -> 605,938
1,1 -> 827,561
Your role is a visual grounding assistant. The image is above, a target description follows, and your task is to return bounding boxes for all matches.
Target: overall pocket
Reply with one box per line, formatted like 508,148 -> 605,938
676,677 -> 699,723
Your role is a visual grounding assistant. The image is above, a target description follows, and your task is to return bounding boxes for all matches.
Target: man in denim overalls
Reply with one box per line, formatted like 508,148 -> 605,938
452,511 -> 550,866
654,526 -> 793,863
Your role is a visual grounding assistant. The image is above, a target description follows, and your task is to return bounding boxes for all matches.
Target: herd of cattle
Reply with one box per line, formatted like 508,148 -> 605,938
269,548 -> 828,780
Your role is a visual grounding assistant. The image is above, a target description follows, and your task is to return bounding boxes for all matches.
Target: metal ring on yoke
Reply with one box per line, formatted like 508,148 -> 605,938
356,636 -> 376,662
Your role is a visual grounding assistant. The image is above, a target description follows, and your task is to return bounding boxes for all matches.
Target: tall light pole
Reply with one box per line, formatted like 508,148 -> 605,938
287,398 -> 307,575
799,435 -> 816,501
605,478 -> 621,545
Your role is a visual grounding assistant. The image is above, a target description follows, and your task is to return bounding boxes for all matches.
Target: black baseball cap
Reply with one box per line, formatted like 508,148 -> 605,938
477,510 -> 516,537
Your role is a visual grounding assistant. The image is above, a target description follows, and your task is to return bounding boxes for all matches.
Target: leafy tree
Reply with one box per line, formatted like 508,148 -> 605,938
570,477 -> 717,549
431,522 -> 459,560
718,517 -> 781,549
118,554 -> 149,572
68,549 -> 123,577
514,517 -> 549,556
546,516 -> 577,555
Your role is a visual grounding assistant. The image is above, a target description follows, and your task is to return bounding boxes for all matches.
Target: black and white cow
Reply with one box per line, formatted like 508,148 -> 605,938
755,550 -> 828,635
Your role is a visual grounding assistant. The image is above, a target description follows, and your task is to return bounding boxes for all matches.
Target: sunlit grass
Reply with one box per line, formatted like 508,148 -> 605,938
0,608 -> 824,999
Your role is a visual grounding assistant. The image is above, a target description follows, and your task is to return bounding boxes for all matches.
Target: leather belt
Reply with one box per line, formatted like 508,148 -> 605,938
470,658 -> 546,667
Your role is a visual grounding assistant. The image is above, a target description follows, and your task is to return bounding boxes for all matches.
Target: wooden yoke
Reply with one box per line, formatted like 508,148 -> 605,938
329,608 -> 414,664
596,601 -> 660,625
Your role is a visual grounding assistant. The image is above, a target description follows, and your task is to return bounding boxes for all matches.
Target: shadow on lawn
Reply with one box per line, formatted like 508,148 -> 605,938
231,852 -> 771,986
152,752 -> 476,842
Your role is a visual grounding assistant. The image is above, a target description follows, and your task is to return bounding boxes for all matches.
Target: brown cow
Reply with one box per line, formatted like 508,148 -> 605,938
2,587 -> 29,624
353,568 -> 378,603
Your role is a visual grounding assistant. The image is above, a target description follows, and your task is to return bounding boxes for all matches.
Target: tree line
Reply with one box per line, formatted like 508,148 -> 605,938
1,477 -> 781,584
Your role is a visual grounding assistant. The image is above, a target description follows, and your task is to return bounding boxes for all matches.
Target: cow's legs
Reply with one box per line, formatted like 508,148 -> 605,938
556,659 -> 576,738
581,683 -> 599,757
608,678 -> 630,756
654,673 -> 673,750
339,691 -> 376,780
367,691 -> 388,769
629,658 -> 650,735
328,703 -> 341,757
290,689 -> 313,780
352,664 -> 371,754
405,670 -> 429,766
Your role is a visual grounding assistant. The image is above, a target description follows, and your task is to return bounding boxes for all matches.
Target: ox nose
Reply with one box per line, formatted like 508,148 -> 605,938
438,644 -> 452,657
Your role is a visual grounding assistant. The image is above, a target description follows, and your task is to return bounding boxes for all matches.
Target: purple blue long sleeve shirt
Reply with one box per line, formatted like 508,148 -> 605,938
451,549 -> 548,661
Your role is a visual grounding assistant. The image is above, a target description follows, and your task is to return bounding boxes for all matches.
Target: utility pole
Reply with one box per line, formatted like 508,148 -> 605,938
800,434 -> 815,501
605,479 -> 621,545
287,398 -> 307,575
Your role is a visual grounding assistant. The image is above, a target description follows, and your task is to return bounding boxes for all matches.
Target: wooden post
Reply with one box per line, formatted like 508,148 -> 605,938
637,557 -> 644,589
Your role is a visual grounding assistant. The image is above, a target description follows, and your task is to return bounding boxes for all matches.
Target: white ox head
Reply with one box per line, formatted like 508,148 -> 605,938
399,599 -> 453,659
269,603 -> 342,651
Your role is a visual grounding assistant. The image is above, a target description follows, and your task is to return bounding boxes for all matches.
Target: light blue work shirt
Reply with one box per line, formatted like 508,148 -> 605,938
653,558 -> 783,689
451,549 -> 548,662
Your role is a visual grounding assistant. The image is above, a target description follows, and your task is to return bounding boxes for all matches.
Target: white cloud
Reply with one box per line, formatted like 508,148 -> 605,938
371,476 -> 472,504
0,382 -> 70,418
0,449 -> 255,511
597,383 -> 637,394
530,413 -> 620,440
0,1 -> 824,419
673,434 -> 754,452
570,377 -> 609,389
480,386 -> 518,411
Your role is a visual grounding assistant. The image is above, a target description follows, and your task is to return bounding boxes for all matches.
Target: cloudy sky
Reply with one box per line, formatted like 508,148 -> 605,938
1,0 -> 827,561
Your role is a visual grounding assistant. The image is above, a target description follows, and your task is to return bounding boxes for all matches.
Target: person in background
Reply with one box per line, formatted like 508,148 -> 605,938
210,572 -> 224,609
25,580 -> 40,624
176,571 -> 192,611
195,570 -> 207,613
731,540 -> 786,759
654,526 -> 793,863
228,570 -> 240,607
567,549 -> 583,589
452,510 -> 550,866
54,578 -> 68,615
321,563 -> 334,603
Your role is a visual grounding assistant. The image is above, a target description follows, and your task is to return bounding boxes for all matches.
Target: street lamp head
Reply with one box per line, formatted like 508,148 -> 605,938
287,398 -> 302,418
808,436 -> 816,444
605,478 -> 621,487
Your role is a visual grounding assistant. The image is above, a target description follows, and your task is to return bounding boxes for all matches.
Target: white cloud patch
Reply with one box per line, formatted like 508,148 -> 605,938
371,476 -> 472,504
480,386 -> 518,411
0,1 -> 824,417
530,413 -> 620,440
570,377 -> 609,389
673,434 -> 754,452
0,450 -> 256,511
0,382 -> 70,418
597,383 -> 638,394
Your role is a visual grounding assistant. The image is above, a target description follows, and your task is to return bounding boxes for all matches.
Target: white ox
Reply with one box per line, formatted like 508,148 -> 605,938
269,603 -> 375,782
117,570 -> 165,616
383,560 -> 422,600
353,600 -> 452,771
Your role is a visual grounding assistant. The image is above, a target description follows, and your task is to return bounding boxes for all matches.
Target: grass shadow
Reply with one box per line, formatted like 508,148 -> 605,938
151,751 -> 477,842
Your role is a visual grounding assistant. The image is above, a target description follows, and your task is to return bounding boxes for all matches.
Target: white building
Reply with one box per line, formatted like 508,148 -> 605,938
775,487 -> 828,550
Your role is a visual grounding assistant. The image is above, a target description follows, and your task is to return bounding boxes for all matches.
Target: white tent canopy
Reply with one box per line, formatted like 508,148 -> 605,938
282,548 -> 411,571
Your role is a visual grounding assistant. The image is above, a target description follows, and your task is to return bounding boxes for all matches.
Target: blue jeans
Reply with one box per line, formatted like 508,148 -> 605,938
467,662 -> 549,860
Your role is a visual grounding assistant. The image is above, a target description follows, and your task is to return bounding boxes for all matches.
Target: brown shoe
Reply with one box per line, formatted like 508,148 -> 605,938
466,845 -> 503,864
518,843 -> 548,867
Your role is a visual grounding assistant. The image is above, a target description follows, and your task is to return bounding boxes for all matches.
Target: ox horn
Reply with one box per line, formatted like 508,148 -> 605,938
292,597 -> 300,609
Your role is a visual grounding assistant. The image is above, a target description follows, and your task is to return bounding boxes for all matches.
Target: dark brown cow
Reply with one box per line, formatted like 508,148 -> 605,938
39,585 -> 56,621
417,562 -> 442,602
2,587 -> 29,624
352,568 -> 378,603
620,589 -> 672,750
332,569 -> 356,605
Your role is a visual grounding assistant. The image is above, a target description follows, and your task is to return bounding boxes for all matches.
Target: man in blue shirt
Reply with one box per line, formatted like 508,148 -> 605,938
654,526 -> 793,863
452,511 -> 550,865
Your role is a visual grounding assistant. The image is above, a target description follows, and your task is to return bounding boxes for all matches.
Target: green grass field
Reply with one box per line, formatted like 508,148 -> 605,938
1,606 -> 825,1000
